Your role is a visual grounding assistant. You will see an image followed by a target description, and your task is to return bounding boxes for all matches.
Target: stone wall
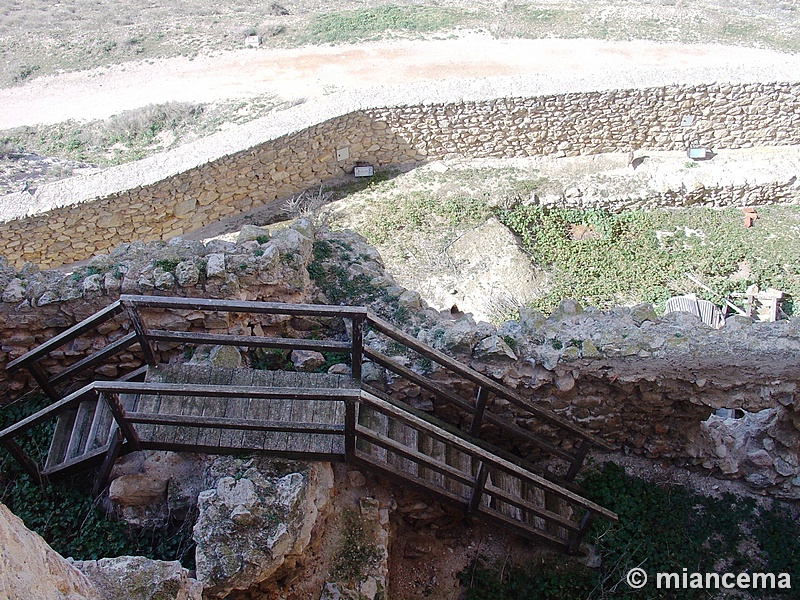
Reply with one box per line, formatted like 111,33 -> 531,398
1,225 -> 799,499
1,81 -> 799,268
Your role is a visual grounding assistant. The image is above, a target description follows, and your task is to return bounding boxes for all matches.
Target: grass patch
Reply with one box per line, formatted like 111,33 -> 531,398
305,5 -> 466,44
0,395 -> 195,566
498,205 -> 800,315
0,94 -> 296,167
459,462 -> 799,599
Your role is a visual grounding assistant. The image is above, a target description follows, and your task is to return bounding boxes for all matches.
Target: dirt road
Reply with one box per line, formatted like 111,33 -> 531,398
3,33 -> 800,128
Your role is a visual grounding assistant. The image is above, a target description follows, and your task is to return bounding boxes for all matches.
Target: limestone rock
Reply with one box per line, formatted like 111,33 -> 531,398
237,225 -> 271,244
74,556 -> 202,600
0,501 -> 98,600
291,349 -> 325,372
193,460 -> 334,597
109,474 -> 168,508
175,261 -> 200,287
2,278 -> 25,303
206,253 -> 225,278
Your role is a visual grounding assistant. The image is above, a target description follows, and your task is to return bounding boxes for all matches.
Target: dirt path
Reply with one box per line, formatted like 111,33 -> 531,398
3,33 -> 800,129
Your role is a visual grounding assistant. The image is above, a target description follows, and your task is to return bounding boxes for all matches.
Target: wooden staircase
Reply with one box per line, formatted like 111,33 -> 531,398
1,295 -> 617,553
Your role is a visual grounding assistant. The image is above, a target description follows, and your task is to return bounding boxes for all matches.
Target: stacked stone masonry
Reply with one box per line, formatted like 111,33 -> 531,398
1,81 -> 800,268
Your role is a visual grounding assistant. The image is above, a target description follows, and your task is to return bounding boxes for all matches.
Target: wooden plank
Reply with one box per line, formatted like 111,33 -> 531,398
355,425 -> 474,488
365,348 -> 575,462
64,400 -> 94,460
105,392 -> 141,451
353,448 -> 468,509
93,429 -> 123,496
468,462 -> 489,513
26,363 -> 59,400
141,439 -> 344,462
44,409 -> 77,471
484,482 -> 579,533
1,439 -> 42,484
469,386 -> 489,436
362,384 -> 583,495
0,384 -> 95,443
240,370 -> 271,450
121,302 -> 156,366
7,301 -> 123,371
359,390 -> 618,522
126,412 -> 345,434
568,511 -> 598,555
219,369 -> 255,450
387,413 -> 418,478
476,504 -> 570,552
152,366 -> 191,446
417,431 -> 446,490
444,444 -> 472,501
48,332 -> 138,386
366,313 -> 614,451
565,440 -> 591,482
93,381 -> 359,401
351,316 -> 363,381
85,397 -> 111,453
120,294 -> 368,318
145,329 -> 351,353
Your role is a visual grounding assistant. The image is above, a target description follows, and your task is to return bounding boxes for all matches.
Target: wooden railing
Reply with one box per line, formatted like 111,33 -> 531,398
7,295 -> 367,398
363,313 -> 613,481
1,295 -> 618,549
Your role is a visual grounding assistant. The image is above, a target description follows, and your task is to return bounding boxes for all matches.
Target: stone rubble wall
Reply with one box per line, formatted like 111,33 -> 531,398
1,81 -> 800,268
535,176 -> 800,212
0,219 -> 317,397
1,225 -> 798,499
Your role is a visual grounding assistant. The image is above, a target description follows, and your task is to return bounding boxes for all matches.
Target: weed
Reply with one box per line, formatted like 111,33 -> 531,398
152,258 -> 180,273
498,205 -> 800,315
256,235 -> 269,244
684,161 -> 700,168
13,64 -> 40,83
306,5 -> 466,44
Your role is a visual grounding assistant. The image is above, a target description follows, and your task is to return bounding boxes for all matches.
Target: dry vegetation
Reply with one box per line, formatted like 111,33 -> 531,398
2,0 -> 800,86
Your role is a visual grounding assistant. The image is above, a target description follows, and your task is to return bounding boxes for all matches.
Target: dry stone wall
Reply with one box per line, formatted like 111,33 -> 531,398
1,81 -> 800,268
0,225 -> 799,499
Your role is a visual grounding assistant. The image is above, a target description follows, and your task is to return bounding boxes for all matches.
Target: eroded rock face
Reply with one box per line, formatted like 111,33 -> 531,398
72,556 -> 202,600
0,501 -> 98,600
193,457 -> 334,597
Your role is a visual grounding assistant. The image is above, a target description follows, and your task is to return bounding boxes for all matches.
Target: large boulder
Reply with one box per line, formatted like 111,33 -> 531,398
0,501 -> 98,600
73,556 -> 202,600
193,458 -> 334,597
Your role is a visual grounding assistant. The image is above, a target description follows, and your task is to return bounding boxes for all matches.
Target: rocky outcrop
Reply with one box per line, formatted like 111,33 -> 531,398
72,556 -> 202,600
0,500 -> 201,600
0,501 -> 98,600
193,457 -> 334,597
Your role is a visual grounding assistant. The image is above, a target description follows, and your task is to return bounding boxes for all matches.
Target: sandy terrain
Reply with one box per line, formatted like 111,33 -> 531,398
3,33 -> 800,129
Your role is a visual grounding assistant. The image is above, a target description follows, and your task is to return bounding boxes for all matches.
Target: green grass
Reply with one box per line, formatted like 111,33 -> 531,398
305,5 -> 467,44
459,462 -> 800,599
0,95 -> 294,167
498,205 -> 800,315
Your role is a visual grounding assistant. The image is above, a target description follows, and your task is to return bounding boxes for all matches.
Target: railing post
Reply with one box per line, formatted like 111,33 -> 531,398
122,301 -> 156,366
0,439 -> 43,485
469,386 -> 489,436
93,428 -> 123,496
26,364 -> 59,401
468,462 -> 489,513
351,316 -> 363,382
565,439 -> 591,482
568,511 -> 597,554
345,395 -> 357,462
103,391 -> 142,451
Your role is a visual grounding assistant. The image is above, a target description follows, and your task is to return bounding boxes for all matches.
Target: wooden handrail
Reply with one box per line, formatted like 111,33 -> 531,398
0,384 -> 96,442
92,381 -> 361,400
145,329 -> 351,352
365,312 -> 614,452
358,390 -> 618,522
120,295 -> 369,318
7,301 -> 123,372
